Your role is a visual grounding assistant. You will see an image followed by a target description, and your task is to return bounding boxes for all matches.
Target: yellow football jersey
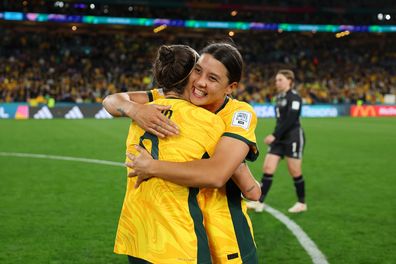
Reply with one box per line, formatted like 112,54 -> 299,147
114,98 -> 225,264
201,97 -> 259,264
148,90 -> 259,263
149,91 -> 258,161
216,97 -> 258,162
147,88 -> 164,102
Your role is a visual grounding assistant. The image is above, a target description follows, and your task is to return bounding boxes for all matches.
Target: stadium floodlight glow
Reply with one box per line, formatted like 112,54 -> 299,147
378,13 -> 384,20
90,4 -> 95,9
2,11 -> 396,33
335,30 -> 350,38
54,1 -> 64,8
385,14 -> 391,20
153,24 -> 167,33
73,3 -> 87,9
4,12 -> 24,21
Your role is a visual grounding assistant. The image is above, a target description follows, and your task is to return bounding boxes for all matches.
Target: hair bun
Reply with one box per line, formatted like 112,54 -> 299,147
159,46 -> 175,64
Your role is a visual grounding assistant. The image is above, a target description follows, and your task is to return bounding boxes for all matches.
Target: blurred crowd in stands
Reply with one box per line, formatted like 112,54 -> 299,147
1,0 -> 393,25
1,27 -> 395,105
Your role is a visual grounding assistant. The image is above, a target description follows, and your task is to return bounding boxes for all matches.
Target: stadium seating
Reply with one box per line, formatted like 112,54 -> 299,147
1,27 -> 395,105
0,0 -> 395,104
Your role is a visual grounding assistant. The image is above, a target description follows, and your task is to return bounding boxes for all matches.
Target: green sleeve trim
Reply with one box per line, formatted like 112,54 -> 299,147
146,91 -> 154,102
201,152 -> 210,159
222,132 -> 259,162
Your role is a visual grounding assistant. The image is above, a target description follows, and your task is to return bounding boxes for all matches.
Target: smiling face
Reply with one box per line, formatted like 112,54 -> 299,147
189,53 -> 237,113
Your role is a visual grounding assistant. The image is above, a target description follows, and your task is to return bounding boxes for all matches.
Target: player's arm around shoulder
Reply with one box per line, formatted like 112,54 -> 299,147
129,136 -> 249,189
202,136 -> 251,188
102,90 -> 179,138
102,91 -> 148,117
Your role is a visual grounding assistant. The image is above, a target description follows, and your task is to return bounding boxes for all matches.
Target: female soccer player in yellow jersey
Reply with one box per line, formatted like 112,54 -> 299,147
114,44 -> 228,264
105,43 -> 260,264
126,43 -> 259,264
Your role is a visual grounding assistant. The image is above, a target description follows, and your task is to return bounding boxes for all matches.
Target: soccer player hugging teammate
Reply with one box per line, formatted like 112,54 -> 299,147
126,43 -> 260,264
247,69 -> 307,213
114,45 -> 226,263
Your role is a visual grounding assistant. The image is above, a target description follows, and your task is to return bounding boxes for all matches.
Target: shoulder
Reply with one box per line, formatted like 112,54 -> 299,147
148,88 -> 165,101
226,99 -> 257,123
161,99 -> 223,126
286,91 -> 302,110
193,105 -> 223,123
189,106 -> 225,134
150,97 -> 168,105
221,98 -> 257,130
178,100 -> 222,121
289,90 -> 302,100
224,98 -> 256,115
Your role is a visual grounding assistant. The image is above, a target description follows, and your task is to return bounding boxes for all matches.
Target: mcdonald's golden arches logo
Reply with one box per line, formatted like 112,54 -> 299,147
350,106 -> 377,117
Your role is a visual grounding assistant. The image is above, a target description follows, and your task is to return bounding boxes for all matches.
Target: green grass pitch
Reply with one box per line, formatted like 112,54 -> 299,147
0,117 -> 395,264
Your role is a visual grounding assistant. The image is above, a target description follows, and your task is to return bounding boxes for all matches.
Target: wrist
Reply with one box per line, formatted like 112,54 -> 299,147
146,159 -> 158,177
126,102 -> 139,119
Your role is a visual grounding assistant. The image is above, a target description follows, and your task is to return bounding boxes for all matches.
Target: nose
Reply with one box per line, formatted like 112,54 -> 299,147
195,74 -> 206,88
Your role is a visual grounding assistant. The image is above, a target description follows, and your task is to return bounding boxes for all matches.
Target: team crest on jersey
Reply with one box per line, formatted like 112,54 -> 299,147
291,101 -> 301,110
231,111 -> 252,130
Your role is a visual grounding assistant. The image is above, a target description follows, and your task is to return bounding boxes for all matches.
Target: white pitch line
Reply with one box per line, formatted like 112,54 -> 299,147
0,151 -> 328,264
265,205 -> 329,264
0,152 -> 125,167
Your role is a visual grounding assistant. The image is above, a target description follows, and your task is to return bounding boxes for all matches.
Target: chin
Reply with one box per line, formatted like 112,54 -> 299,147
190,97 -> 206,106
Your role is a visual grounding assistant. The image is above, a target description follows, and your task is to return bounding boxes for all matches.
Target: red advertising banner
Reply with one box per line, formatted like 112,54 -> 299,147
377,106 -> 396,116
351,105 -> 396,117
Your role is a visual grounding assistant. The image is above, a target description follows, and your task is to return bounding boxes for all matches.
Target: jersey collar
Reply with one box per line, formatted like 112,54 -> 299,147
214,96 -> 230,114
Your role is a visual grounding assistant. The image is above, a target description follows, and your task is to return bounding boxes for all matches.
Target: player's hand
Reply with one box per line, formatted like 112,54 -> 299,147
125,145 -> 155,188
241,180 -> 262,201
264,134 -> 275,145
131,104 -> 179,138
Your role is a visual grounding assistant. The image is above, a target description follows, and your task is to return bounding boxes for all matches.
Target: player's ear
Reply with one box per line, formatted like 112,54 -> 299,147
225,82 -> 238,95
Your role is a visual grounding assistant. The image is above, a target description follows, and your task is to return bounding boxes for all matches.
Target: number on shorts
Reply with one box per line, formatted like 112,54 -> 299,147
292,142 -> 297,154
